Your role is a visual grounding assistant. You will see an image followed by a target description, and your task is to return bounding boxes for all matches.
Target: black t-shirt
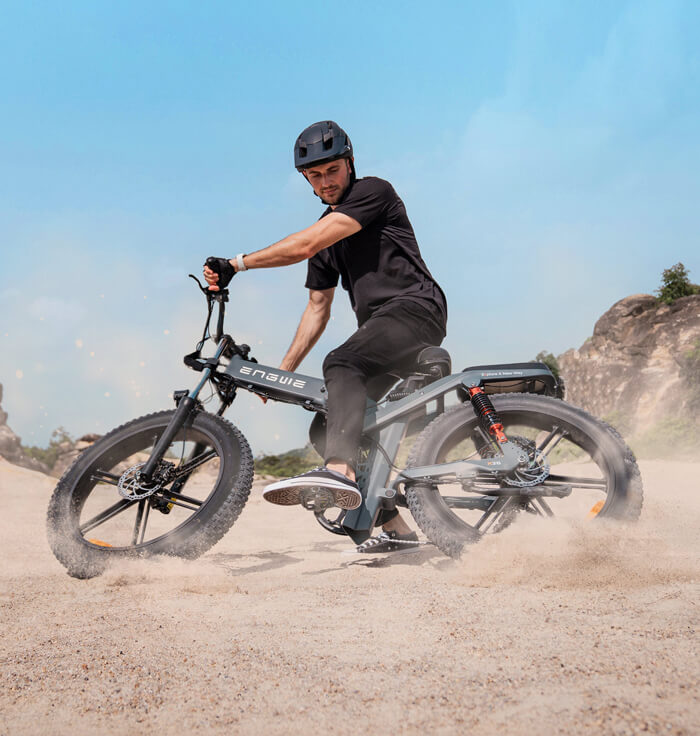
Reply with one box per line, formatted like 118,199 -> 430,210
305,176 -> 447,327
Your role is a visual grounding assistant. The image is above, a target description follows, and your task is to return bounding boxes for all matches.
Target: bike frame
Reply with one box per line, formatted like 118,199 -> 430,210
143,287 -> 560,544
220,355 -> 555,541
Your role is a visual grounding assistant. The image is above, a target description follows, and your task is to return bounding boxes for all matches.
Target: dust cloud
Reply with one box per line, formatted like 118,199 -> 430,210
452,502 -> 698,591
1,456 -> 698,735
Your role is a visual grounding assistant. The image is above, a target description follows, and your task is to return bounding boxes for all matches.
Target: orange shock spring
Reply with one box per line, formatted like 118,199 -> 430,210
468,387 -> 508,444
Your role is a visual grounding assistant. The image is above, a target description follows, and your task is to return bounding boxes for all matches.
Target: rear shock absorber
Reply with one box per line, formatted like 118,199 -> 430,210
468,387 -> 508,444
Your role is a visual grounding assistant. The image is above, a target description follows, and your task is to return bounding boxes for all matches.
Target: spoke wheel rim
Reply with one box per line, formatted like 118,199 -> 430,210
429,408 -> 612,539
73,425 -> 227,552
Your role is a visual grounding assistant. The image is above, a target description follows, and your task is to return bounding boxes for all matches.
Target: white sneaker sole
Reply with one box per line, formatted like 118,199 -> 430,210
262,481 -> 362,510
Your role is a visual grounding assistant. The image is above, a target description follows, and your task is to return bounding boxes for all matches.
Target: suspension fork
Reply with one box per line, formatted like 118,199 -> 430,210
169,384 -> 236,495
139,339 -> 228,482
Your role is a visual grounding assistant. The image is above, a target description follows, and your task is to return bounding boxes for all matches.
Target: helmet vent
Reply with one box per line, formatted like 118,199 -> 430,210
294,120 -> 353,171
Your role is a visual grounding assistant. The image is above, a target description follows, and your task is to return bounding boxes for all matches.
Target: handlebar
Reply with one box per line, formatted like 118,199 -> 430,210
184,273 -> 254,379
188,273 -> 228,343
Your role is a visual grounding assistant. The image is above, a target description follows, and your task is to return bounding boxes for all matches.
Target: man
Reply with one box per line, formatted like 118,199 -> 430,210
204,121 -> 447,552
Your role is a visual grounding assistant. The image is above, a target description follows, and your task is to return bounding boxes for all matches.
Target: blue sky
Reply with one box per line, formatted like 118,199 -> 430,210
1,0 -> 699,454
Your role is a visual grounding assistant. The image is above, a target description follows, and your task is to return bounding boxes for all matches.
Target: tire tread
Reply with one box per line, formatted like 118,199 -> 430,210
47,409 -> 253,578
405,395 -> 643,559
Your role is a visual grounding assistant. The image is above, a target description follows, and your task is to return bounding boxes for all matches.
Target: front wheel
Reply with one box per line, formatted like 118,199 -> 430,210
47,409 -> 253,578
405,394 -> 643,558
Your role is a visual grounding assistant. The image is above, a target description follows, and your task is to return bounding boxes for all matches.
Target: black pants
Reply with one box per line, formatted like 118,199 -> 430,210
311,299 -> 446,468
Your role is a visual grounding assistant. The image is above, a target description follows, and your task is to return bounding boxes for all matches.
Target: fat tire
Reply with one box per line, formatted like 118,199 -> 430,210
405,394 -> 643,559
46,410 -> 253,578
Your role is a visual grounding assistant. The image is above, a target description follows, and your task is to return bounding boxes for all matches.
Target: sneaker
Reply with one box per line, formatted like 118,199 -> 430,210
262,467 -> 362,510
354,530 -> 422,554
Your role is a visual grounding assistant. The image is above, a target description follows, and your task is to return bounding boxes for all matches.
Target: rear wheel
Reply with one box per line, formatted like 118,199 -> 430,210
47,410 -> 253,578
405,394 -> 643,558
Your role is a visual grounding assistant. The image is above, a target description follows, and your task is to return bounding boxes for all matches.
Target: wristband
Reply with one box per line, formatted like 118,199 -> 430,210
234,253 -> 247,272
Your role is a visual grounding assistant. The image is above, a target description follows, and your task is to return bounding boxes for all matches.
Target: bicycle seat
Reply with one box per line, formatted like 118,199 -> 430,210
380,346 -> 452,402
415,346 -> 451,379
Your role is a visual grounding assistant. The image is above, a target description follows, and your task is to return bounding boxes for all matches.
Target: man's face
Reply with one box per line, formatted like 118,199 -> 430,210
302,158 -> 353,205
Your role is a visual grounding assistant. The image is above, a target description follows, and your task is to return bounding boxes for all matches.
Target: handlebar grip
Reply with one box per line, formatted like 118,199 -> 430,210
204,257 -> 235,290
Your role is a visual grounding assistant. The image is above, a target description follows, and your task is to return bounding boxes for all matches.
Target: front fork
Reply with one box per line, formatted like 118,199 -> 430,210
139,339 -> 231,483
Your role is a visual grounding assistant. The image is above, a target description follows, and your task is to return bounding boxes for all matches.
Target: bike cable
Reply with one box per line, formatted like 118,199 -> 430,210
364,435 -> 414,483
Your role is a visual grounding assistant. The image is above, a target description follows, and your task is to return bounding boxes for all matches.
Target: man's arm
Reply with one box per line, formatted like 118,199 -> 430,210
204,212 -> 360,290
244,212 -> 360,269
280,288 -> 335,372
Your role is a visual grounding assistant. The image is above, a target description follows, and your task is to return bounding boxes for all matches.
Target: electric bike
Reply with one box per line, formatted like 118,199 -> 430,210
47,277 -> 643,577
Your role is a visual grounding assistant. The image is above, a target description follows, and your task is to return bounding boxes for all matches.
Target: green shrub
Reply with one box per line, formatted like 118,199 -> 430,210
254,445 -> 322,477
534,351 -> 561,379
655,262 -> 700,305
22,426 -> 73,469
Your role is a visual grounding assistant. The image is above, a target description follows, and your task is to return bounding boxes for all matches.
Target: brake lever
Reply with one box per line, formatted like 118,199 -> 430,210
189,273 -> 209,295
189,274 -> 228,302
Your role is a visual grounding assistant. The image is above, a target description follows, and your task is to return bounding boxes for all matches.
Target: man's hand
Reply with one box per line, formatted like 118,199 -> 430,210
203,257 -> 235,291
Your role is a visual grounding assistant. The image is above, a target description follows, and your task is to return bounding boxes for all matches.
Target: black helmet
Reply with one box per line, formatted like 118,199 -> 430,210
294,121 -> 353,171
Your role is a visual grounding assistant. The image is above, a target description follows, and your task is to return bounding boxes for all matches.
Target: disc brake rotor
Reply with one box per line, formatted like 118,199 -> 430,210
504,435 -> 550,487
117,462 -> 165,500
478,434 -> 550,488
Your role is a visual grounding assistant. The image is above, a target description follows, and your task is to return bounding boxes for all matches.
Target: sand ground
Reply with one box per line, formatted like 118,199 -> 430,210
0,457 -> 698,735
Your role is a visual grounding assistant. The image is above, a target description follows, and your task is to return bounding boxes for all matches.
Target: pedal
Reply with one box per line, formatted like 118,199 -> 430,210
299,486 -> 336,512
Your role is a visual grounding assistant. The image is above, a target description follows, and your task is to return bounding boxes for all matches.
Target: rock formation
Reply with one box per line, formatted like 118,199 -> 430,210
51,433 -> 101,478
0,383 -> 50,473
558,294 -> 700,434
